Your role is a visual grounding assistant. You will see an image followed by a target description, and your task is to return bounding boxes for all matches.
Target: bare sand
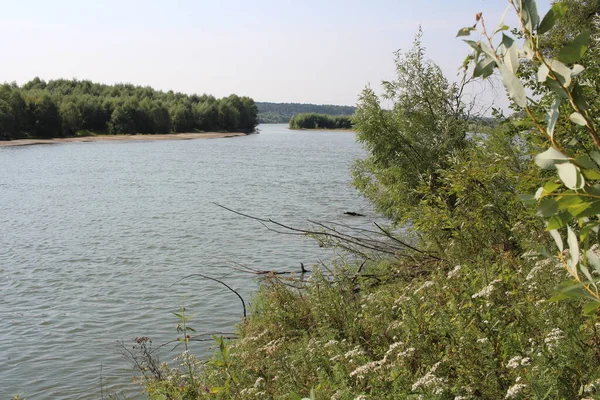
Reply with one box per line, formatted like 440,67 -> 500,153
0,132 -> 247,147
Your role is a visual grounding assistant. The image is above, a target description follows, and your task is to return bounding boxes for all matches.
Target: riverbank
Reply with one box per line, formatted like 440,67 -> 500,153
0,132 -> 248,147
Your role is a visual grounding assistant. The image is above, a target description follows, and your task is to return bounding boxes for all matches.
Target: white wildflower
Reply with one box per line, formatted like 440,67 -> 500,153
505,383 -> 527,399
385,341 -> 404,356
350,360 -> 383,378
584,378 -> 600,393
411,361 -> 447,395
472,279 -> 502,299
477,337 -> 490,344
447,265 -> 462,279
354,395 -> 368,400
507,356 -> 523,369
520,357 -> 531,366
324,339 -> 339,348
544,328 -> 565,351
414,281 -> 435,294
253,377 -> 265,389
344,346 -> 365,359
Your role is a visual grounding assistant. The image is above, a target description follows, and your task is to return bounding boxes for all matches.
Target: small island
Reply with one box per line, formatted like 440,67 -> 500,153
288,113 -> 353,130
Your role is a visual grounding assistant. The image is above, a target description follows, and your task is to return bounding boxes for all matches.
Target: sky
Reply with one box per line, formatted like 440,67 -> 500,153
0,0 -> 552,108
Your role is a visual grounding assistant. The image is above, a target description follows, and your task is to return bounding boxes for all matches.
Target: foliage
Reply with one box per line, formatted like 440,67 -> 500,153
0,79 -> 259,140
460,0 -> 600,312
257,102 -> 356,124
352,30 -> 470,225
288,113 -> 353,130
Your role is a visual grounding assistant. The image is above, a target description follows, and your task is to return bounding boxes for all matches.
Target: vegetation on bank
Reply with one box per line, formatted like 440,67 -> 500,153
257,102 -> 355,124
0,79 -> 258,141
289,113 -> 353,130
103,0 -> 600,399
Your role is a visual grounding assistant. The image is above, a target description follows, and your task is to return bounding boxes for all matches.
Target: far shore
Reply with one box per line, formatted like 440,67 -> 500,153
0,132 -> 248,147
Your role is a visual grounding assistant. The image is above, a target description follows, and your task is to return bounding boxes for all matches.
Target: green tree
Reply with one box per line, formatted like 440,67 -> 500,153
352,30 -> 469,224
26,92 -> 61,138
59,100 -> 83,136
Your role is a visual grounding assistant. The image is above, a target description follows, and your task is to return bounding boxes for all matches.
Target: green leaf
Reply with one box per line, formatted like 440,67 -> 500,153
569,112 -> 587,126
549,229 -> 564,252
548,59 -> 572,87
520,0 -> 540,33
547,211 -> 571,230
535,147 -> 569,169
577,201 -> 600,219
582,169 -> 600,180
543,181 -> 562,194
498,64 -> 527,107
519,193 -> 537,205
575,155 -> 596,170
558,30 -> 591,64
538,197 -> 558,217
590,152 -> 600,168
556,162 -> 585,190
501,34 -> 520,73
537,2 -> 569,35
572,83 -> 589,111
473,57 -> 496,78
583,301 -> 600,316
457,27 -> 476,37
550,281 -> 592,301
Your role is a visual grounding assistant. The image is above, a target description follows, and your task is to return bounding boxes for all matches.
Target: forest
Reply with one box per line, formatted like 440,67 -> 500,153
288,113 -> 353,130
257,102 -> 355,123
0,78 -> 258,140
124,0 -> 600,399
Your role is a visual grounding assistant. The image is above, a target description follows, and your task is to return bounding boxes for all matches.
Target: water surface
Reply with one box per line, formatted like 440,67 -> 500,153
0,124 -> 372,398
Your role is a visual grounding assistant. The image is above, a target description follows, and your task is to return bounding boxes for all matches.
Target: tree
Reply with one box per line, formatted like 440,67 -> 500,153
352,30 -> 469,224
26,92 -> 61,138
59,100 -> 83,136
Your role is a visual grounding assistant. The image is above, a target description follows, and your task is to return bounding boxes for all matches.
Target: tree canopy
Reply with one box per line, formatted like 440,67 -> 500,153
0,79 -> 258,140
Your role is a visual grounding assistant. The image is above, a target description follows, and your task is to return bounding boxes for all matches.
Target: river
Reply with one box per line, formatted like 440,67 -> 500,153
0,124 -> 373,398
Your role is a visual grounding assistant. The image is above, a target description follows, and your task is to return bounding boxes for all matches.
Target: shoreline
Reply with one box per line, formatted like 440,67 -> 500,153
0,132 -> 248,147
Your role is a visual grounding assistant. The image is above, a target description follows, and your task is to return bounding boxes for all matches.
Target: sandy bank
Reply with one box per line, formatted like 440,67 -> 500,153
0,132 -> 248,147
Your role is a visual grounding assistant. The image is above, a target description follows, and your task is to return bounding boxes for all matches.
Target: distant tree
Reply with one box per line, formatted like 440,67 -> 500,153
0,99 -> 15,140
26,92 -> 61,138
170,103 -> 194,133
59,100 -> 83,136
218,99 -> 240,131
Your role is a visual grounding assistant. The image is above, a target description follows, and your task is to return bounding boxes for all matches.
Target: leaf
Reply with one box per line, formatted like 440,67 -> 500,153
498,64 -> 527,107
543,180 -> 562,194
520,0 -> 540,33
548,59 -> 572,87
545,97 -> 561,139
537,63 -> 549,83
587,249 -> 600,275
550,281 -> 593,301
537,2 -> 569,35
473,57 -> 496,78
537,197 -> 558,217
556,162 -> 585,190
567,226 -> 580,269
457,27 -> 476,37
591,151 -> 600,168
558,30 -> 591,64
582,169 -> 600,180
547,211 -> 571,230
569,112 -> 587,126
519,193 -> 537,205
535,147 -> 569,169
572,83 -> 590,111
571,64 -> 585,76
494,4 -> 512,34
575,155 -> 596,170
583,301 -> 600,316
549,229 -> 564,252
501,34 -> 520,73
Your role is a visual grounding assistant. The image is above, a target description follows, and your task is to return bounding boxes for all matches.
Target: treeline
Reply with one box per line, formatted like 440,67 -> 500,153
0,78 -> 258,140
288,113 -> 353,130
257,102 -> 356,123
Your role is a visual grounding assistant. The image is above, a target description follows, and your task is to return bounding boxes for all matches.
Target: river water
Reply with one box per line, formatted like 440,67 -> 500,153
0,124 -> 373,399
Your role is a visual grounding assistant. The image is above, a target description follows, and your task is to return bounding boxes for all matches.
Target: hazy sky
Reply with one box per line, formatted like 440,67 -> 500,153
0,0 -> 551,107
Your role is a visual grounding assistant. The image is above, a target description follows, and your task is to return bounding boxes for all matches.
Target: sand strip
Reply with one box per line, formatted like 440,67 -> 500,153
0,132 -> 248,147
